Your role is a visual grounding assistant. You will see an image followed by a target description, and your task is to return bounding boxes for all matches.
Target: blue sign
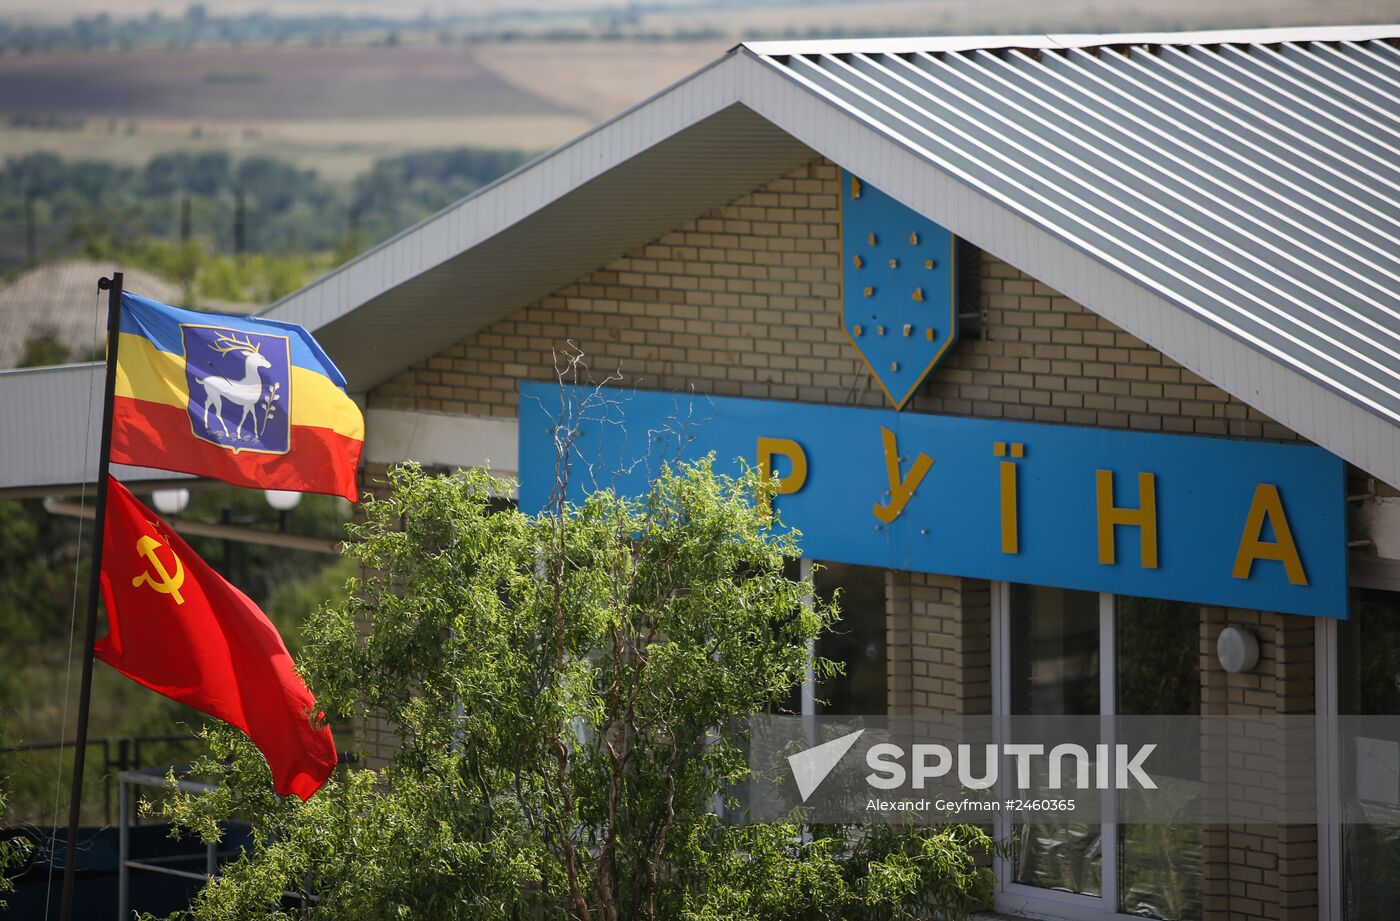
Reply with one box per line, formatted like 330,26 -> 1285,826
519,383 -> 1348,619
841,172 -> 957,410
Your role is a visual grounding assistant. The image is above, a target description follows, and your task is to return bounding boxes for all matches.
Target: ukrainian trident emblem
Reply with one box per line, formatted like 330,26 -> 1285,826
840,171 -> 959,410
181,324 -> 291,455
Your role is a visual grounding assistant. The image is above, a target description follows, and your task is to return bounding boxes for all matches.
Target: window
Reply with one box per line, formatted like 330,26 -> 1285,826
1338,588 -> 1400,921
813,562 -> 887,716
1116,597 -> 1201,921
1008,585 -> 1102,897
995,584 -> 1203,920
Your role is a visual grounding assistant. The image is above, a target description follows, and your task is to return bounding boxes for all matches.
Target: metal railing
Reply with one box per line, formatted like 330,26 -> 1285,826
116,767 -> 317,920
0,733 -> 196,826
2,736 -> 351,916
117,768 -> 220,921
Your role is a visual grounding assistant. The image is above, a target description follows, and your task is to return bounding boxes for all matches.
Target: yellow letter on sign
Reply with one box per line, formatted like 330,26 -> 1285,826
1096,470 -> 1158,569
757,437 -> 808,514
1232,483 -> 1308,586
873,426 -> 933,524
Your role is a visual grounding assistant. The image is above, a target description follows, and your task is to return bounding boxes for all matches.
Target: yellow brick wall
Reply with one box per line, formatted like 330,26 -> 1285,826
369,158 -> 1295,443
886,572 -> 992,717
1199,608 -> 1318,921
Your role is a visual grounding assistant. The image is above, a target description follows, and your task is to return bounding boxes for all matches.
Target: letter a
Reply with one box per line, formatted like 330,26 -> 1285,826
1232,483 -> 1308,586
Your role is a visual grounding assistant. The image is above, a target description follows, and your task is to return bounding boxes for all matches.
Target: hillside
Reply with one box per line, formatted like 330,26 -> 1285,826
0,260 -> 252,368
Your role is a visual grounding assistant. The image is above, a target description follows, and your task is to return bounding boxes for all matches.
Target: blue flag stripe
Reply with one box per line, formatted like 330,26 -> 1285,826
118,293 -> 348,390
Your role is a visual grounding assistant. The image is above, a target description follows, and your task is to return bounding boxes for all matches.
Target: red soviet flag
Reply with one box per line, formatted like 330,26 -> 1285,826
95,476 -> 336,800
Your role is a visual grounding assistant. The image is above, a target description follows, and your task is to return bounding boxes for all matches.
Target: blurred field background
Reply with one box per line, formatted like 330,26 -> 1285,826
1,0 -> 1397,825
0,0 -> 1394,176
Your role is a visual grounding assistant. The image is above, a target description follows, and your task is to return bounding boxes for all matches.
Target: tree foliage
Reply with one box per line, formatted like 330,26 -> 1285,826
0,789 -> 30,910
153,462 -> 993,920
0,498 -> 84,715
2,146 -> 530,278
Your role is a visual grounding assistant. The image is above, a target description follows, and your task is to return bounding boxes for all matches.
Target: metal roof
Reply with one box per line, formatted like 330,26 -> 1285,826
4,25 -> 1400,493
278,103 -> 815,388
745,33 -> 1400,435
740,24 -> 1400,56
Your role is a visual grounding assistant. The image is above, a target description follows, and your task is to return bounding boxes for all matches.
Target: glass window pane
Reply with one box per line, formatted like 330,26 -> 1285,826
1116,596 -> 1202,920
1341,588 -> 1400,921
1116,596 -> 1201,717
1008,584 -> 1102,896
814,562 -> 886,716
1009,584 -> 1100,717
1340,588 -> 1400,716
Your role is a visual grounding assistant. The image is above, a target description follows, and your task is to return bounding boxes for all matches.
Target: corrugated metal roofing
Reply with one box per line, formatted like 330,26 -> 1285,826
743,33 -> 1400,429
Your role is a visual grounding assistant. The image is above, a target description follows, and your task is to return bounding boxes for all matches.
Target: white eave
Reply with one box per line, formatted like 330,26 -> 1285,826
3,25 -> 1398,493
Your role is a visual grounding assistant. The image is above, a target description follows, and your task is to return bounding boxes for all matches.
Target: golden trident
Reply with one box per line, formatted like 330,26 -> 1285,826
132,533 -> 186,606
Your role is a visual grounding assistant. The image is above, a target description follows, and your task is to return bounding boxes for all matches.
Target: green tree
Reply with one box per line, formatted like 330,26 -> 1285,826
153,462 -> 994,919
17,333 -> 70,367
0,790 -> 31,910
0,497 -> 84,707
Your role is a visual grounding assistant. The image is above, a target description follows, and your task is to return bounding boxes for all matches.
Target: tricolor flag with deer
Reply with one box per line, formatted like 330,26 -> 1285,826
111,292 -> 364,501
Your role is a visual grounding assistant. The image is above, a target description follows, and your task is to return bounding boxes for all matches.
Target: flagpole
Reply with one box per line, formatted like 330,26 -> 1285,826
59,271 -> 123,921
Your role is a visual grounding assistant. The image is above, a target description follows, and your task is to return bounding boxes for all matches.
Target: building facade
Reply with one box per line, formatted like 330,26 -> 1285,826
363,156 -> 1375,921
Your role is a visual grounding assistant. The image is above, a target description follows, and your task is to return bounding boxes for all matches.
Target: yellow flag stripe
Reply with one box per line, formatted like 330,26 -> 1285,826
115,332 -> 364,441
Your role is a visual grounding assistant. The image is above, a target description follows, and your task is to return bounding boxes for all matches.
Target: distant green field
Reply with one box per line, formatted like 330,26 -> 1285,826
0,113 -> 590,182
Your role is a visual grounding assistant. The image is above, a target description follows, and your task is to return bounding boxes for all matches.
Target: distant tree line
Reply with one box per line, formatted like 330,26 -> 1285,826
0,146 -> 531,278
0,5 -> 730,55
0,0 -> 1370,54
0,7 -> 410,55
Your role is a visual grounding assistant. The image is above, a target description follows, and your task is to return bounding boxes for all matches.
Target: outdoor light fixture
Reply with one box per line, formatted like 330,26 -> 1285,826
1216,626 -> 1260,674
264,489 -> 302,512
150,488 -> 190,516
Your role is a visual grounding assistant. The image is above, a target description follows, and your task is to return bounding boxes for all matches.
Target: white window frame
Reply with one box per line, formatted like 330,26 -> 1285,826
992,568 -> 1400,921
990,581 -> 1176,921
1320,558 -> 1400,921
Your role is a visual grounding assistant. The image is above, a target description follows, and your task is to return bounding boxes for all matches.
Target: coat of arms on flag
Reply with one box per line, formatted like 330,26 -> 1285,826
182,325 -> 292,455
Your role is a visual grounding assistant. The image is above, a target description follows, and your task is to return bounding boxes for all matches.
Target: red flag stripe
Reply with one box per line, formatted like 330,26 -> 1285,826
111,396 -> 361,502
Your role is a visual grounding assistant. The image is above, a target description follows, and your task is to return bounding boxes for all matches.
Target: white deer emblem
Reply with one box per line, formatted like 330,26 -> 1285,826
197,332 -> 271,440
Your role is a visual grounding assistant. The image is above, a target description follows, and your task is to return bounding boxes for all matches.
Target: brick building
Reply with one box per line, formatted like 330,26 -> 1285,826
4,24 -> 1400,921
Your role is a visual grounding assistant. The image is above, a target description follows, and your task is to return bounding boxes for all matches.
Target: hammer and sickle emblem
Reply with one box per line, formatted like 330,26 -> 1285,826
132,533 -> 186,606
